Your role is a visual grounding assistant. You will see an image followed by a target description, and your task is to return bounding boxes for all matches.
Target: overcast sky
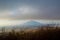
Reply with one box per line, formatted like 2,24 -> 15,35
0,0 -> 60,20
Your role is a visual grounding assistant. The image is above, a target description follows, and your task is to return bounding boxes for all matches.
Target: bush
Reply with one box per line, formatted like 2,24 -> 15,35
0,27 -> 60,40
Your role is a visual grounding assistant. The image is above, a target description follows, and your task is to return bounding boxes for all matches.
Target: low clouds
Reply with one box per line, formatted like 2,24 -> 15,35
0,6 -> 40,19
0,0 -> 60,20
0,5 -> 60,20
39,6 -> 60,19
13,6 -> 60,20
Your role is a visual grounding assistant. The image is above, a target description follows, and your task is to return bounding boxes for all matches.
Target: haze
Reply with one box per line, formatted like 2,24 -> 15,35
0,0 -> 60,26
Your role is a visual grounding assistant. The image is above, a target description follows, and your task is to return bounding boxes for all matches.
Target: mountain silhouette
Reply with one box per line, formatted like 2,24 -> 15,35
21,20 -> 46,28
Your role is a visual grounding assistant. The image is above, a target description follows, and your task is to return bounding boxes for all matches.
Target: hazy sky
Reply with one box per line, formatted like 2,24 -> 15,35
0,0 -> 60,26
0,0 -> 60,20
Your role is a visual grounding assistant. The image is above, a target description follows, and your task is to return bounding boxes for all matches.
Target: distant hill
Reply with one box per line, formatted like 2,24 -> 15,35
23,20 -> 45,26
19,20 -> 47,29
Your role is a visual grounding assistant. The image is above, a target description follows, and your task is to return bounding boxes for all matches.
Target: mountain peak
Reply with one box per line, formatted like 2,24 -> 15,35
23,20 -> 44,27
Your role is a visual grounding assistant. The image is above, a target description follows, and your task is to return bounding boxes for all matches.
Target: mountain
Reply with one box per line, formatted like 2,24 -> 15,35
20,20 -> 46,29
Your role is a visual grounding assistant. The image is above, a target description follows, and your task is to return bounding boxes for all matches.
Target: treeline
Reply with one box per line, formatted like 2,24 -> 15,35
0,26 -> 60,40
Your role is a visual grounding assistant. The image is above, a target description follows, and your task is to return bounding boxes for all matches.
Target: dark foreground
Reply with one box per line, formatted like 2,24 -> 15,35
0,27 -> 60,40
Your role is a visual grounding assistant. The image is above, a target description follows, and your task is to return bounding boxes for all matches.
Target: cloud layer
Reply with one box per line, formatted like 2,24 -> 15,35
0,0 -> 60,20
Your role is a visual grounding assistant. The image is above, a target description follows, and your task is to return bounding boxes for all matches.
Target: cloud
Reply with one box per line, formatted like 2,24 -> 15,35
39,6 -> 60,19
12,6 -> 60,20
0,0 -> 60,20
0,10 -> 15,19
9,6 -> 40,19
0,5 -> 60,20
